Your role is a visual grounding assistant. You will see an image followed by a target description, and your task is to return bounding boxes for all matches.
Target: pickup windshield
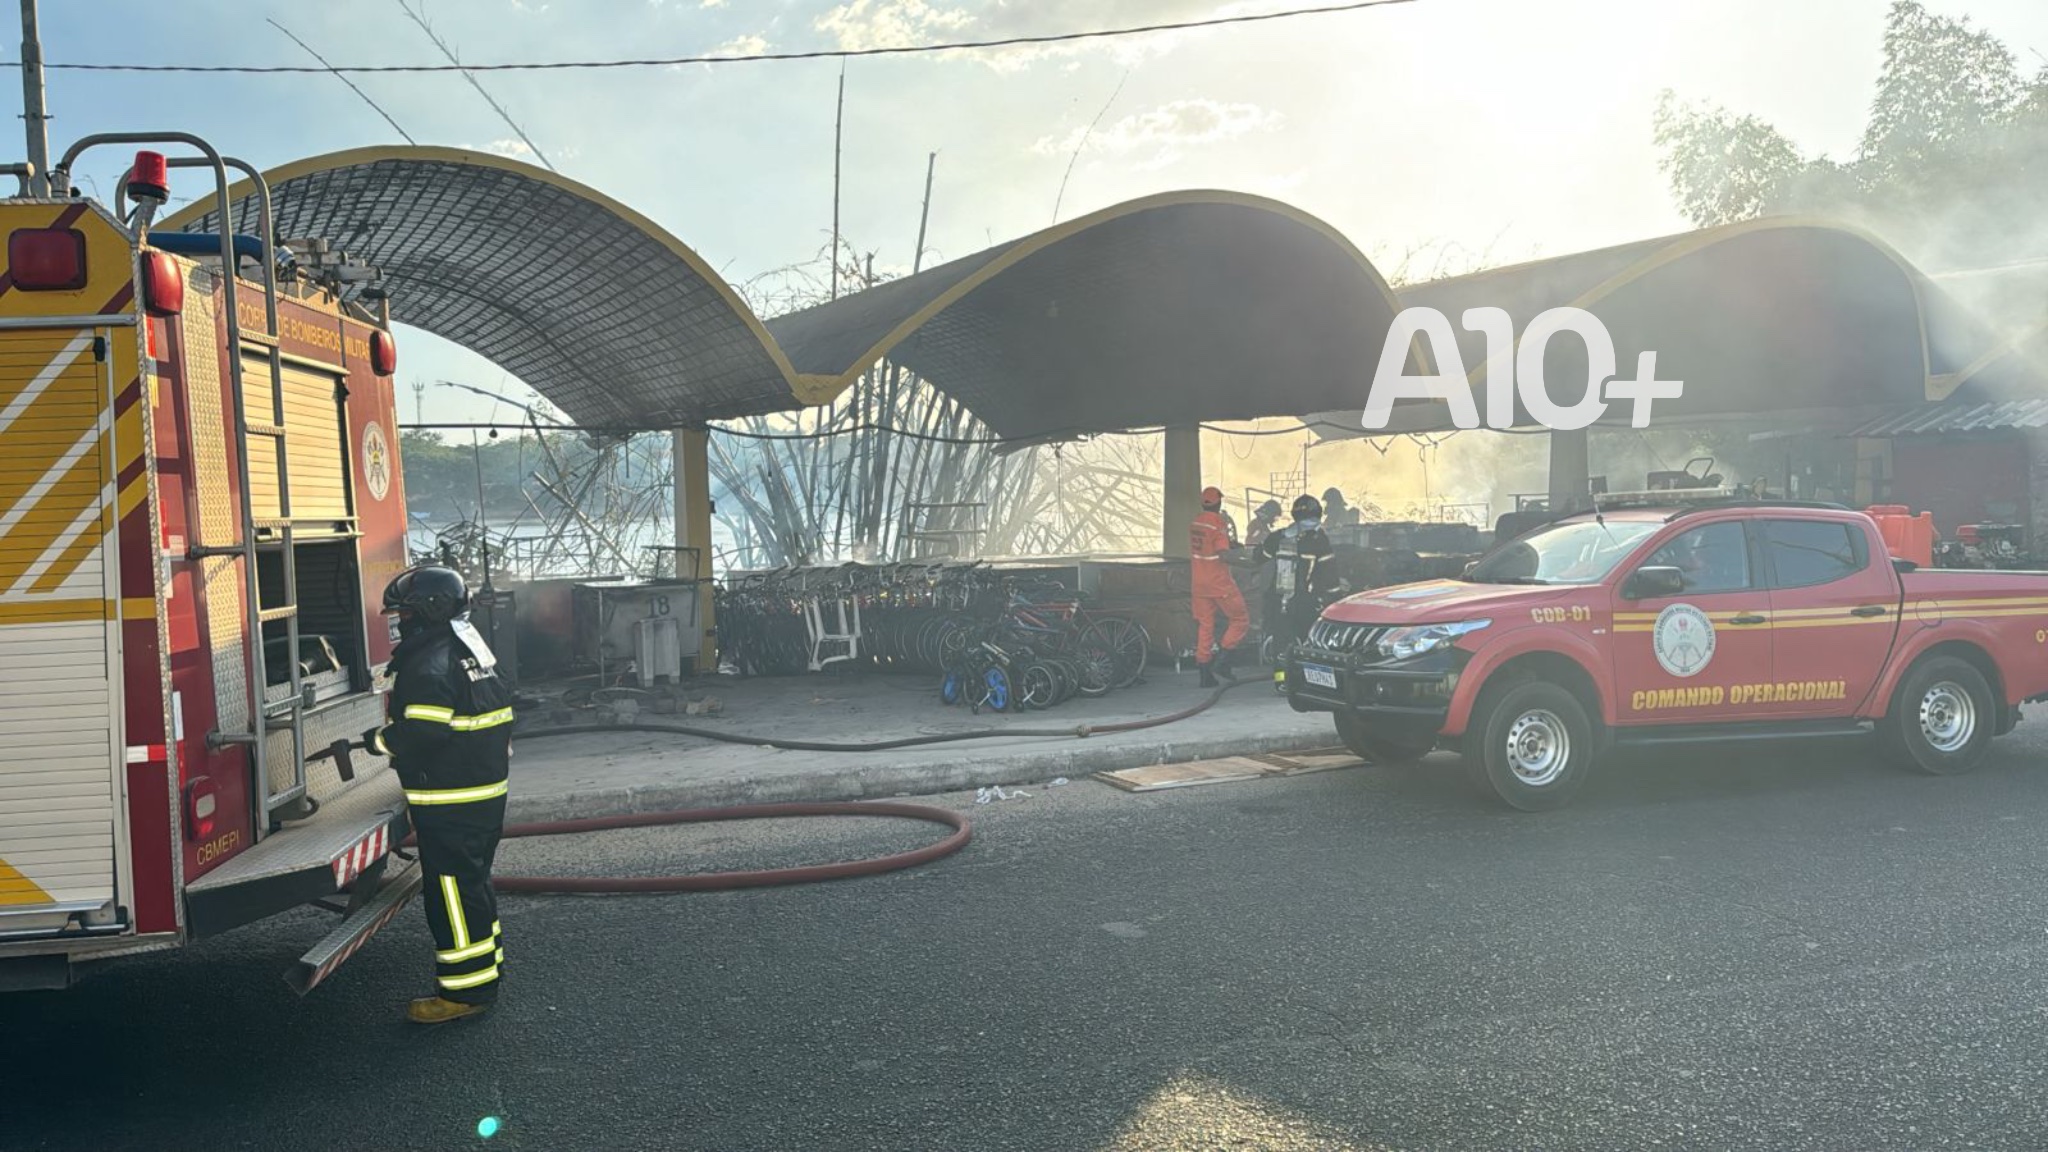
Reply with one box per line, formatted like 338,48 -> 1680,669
1468,519 -> 1661,585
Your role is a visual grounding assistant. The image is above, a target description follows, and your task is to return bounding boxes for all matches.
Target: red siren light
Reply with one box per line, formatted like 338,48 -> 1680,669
370,329 -> 398,376
127,150 -> 170,205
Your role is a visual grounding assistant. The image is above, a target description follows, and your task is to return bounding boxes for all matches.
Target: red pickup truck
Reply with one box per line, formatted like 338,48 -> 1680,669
1282,497 -> 2048,810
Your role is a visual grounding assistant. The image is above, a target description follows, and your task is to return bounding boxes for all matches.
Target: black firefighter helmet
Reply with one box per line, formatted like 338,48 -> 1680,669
1290,493 -> 1323,523
383,565 -> 469,627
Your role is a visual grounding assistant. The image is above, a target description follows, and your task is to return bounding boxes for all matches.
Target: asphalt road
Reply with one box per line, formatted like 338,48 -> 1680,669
13,727 -> 2048,1151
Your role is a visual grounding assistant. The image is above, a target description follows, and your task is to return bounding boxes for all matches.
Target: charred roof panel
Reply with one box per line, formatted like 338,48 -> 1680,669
765,192 -> 1415,443
163,146 -> 811,429
1318,218 -> 2048,438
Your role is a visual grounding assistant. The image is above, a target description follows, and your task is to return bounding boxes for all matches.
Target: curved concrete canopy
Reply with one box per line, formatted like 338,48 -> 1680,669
763,190 -> 1423,444
1320,218 -> 2047,437
161,145 -> 830,429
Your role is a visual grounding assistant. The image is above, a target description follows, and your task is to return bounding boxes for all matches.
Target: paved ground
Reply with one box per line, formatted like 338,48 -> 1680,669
505,667 -> 1331,820
13,724 -> 2048,1150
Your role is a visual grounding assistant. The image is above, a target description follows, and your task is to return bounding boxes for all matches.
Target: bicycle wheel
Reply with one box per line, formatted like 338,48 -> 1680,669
1019,663 -> 1057,710
941,668 -> 964,706
1070,641 -> 1113,697
982,665 -> 1014,713
1047,658 -> 1080,706
1081,618 -> 1149,690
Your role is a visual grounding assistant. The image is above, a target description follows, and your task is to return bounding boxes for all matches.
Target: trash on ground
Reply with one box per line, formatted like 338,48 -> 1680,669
1096,748 -> 1363,793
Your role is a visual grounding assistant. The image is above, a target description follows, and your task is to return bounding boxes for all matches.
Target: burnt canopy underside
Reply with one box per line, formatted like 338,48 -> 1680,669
170,149 -> 802,429
767,200 -> 1409,442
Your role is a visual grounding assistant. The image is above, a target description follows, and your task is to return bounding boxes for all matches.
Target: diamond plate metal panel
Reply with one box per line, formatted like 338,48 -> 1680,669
261,691 -> 387,803
180,280 -> 252,736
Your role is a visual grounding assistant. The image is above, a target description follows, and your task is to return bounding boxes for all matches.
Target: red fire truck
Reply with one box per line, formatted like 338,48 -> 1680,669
1284,491 -> 2048,811
0,135 -> 419,993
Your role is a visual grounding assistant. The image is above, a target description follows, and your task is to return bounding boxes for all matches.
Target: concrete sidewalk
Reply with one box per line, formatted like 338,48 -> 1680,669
504,667 -> 1336,822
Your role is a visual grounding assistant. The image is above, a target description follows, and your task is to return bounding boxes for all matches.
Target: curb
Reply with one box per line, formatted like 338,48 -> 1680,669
504,726 -> 1334,824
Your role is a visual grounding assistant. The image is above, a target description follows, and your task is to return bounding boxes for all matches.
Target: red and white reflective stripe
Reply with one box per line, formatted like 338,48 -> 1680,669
124,745 -> 167,765
306,892 -> 412,991
330,824 -> 391,889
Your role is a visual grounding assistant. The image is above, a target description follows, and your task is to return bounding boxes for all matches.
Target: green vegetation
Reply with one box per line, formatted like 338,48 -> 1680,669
1654,0 -> 2048,272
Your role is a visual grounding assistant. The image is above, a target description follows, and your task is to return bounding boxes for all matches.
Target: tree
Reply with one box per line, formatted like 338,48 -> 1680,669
705,237 -> 1162,570
1653,1 -> 2048,272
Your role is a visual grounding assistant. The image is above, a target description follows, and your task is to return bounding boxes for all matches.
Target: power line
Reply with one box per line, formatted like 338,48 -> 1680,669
0,1 -> 1421,75
265,19 -> 418,144
395,0 -> 556,170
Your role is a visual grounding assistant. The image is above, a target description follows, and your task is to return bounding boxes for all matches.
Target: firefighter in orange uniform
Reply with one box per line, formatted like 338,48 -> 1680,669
1191,486 -> 1250,688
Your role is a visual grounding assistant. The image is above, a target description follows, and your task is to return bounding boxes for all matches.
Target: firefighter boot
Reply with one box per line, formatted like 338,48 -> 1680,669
408,996 -> 491,1025
1214,645 -> 1240,683
1199,664 -> 1219,689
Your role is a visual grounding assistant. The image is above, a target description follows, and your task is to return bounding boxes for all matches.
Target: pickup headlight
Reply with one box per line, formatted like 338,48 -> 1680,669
1377,619 -> 1491,661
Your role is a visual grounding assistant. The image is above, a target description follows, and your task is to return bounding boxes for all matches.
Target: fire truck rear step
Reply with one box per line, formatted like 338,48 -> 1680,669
285,855 -> 422,996
184,770 -> 407,939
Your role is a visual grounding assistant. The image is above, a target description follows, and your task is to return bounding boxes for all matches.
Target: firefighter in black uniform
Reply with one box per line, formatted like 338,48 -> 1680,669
1259,494 -> 1337,687
363,565 -> 514,1025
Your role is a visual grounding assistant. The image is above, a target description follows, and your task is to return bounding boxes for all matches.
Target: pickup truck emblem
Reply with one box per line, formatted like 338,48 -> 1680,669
1653,603 -> 1716,677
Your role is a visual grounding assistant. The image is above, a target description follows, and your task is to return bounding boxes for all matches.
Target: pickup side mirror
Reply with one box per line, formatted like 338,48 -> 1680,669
1623,565 -> 1687,600
1892,557 -> 1918,574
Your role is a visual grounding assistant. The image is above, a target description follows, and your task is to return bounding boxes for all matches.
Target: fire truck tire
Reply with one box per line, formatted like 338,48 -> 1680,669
1465,679 -> 1595,811
1334,713 -> 1433,764
1882,655 -> 1994,776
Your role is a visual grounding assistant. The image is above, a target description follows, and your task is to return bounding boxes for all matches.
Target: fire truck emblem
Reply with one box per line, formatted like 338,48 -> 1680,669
1652,603 -> 1715,677
362,421 -> 391,501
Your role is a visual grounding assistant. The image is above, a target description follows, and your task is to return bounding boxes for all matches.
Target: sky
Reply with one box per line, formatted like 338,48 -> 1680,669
20,0 -> 2048,429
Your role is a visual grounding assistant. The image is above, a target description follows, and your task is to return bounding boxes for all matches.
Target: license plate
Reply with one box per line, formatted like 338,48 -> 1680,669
1302,664 -> 1338,689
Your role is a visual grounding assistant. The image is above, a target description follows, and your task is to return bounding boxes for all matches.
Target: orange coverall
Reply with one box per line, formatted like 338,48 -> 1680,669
1190,510 -> 1248,665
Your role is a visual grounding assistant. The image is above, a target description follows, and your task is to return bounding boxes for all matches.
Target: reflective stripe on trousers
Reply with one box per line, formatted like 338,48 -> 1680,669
405,779 -> 510,806
414,794 -> 506,1004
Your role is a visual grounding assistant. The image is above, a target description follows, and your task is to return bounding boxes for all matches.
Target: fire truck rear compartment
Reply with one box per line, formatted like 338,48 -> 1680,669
176,539 -> 404,939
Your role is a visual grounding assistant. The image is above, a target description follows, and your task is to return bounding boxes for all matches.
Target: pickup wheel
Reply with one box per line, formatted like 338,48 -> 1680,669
1883,656 -> 1994,776
1334,714 -> 1434,764
1466,680 -> 1594,811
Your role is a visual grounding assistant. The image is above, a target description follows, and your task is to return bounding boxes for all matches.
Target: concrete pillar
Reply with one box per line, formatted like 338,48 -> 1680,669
672,428 -> 717,673
1162,424 -> 1200,558
1547,427 -> 1589,511
1854,437 -> 1892,508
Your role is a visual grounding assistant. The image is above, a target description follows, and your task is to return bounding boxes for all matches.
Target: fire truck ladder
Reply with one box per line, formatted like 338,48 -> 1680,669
218,166 -> 310,835
157,154 -> 312,835
153,145 -> 309,833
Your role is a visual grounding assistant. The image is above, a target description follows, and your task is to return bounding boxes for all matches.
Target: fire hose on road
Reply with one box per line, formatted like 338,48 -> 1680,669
436,677 -> 1260,893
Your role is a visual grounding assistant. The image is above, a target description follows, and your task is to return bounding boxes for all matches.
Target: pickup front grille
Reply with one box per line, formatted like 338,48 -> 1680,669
1306,620 -> 1389,656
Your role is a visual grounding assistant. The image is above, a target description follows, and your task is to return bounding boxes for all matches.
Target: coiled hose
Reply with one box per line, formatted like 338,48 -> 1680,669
485,677 -> 1257,893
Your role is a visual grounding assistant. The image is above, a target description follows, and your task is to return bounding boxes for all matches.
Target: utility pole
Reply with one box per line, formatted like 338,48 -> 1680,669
871,151 -> 937,556
412,380 -> 426,426
828,59 -> 846,300
19,0 -> 50,196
